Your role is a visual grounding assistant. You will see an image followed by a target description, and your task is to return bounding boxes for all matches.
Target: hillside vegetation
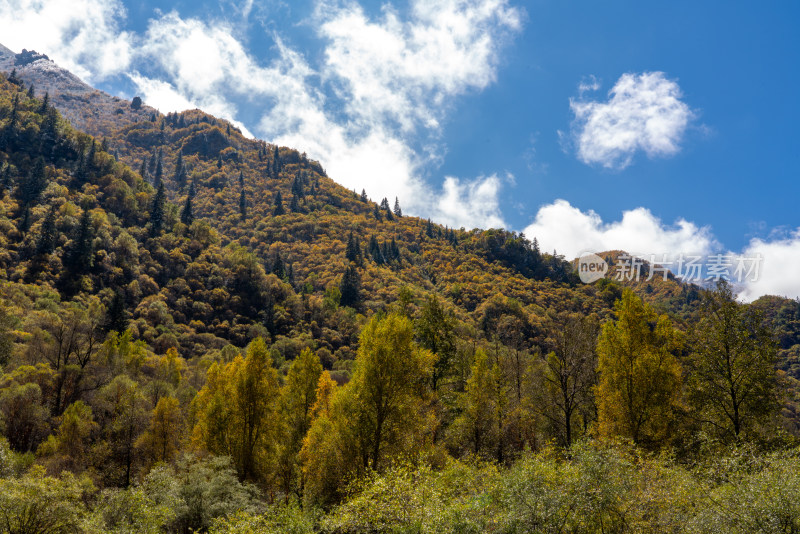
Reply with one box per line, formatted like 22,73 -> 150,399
0,68 -> 799,533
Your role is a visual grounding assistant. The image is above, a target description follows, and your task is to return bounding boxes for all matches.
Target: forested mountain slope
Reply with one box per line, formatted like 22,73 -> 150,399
1,51 -> 800,534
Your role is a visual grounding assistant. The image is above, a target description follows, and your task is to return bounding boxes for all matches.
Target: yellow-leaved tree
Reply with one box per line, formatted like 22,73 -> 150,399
300,313 -> 434,507
595,289 -> 683,448
192,337 -> 279,482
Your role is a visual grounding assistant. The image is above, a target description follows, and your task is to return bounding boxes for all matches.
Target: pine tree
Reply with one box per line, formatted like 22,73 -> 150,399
65,207 -> 94,275
103,290 -> 129,334
173,151 -> 186,189
17,157 -> 47,207
339,264 -> 361,308
273,252 -> 286,279
26,84 -> 34,99
291,175 -> 304,198
239,189 -> 247,221
39,91 -> 49,114
360,189 -> 368,203
273,191 -> 285,216
273,146 -> 281,178
35,205 -> 57,256
180,194 -> 194,225
149,182 -> 166,237
289,192 -> 301,213
393,197 -> 402,217
345,232 -> 362,265
139,159 -> 148,181
154,151 -> 163,187
238,170 -> 244,187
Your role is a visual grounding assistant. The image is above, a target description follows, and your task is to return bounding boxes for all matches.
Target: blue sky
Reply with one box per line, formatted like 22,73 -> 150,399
0,0 -> 798,298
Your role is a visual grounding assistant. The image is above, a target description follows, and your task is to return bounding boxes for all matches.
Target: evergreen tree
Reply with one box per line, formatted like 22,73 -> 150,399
64,207 -> 94,275
393,197 -> 402,217
26,84 -> 34,99
239,189 -> 247,221
345,232 -> 362,265
273,146 -> 281,178
103,290 -> 129,334
180,194 -> 194,226
368,235 -> 384,265
35,205 -> 57,256
273,191 -> 285,216
139,159 -> 148,181
339,264 -> 361,308
149,182 -> 166,237
360,189 -> 368,202
238,170 -> 244,188
289,192 -> 301,213
373,204 -> 381,221
154,151 -> 163,187
272,252 -> 286,279
16,157 -> 47,207
173,151 -> 186,189
39,91 -> 49,114
291,175 -> 304,198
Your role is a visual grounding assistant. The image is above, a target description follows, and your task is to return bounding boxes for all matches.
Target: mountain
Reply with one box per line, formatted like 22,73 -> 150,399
0,43 -> 158,138
0,45 -> 799,532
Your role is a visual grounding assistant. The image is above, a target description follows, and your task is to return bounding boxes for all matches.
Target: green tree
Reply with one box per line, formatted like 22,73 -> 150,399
339,264 -> 361,308
273,191 -> 285,216
149,181 -> 165,236
415,295 -> 456,390
180,194 -> 194,225
687,280 -> 779,440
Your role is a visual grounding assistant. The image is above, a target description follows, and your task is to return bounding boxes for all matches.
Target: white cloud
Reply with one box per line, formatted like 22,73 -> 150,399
0,0 -> 520,229
738,231 -> 800,302
568,72 -> 694,170
138,1 -> 519,224
0,0 -> 132,82
434,174 -> 507,229
523,199 -> 717,259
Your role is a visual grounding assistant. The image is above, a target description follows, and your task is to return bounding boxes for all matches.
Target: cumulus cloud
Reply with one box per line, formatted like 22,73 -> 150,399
738,231 -> 800,302
0,0 -> 520,229
523,199 -> 717,259
0,0 -> 132,82
128,1 -> 520,227
568,72 -> 694,169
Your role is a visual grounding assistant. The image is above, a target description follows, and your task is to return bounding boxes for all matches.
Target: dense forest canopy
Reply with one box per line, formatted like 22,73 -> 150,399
0,71 -> 799,533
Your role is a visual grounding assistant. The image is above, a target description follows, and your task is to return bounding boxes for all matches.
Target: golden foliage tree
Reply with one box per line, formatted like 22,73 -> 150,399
192,337 -> 279,481
595,289 -> 683,447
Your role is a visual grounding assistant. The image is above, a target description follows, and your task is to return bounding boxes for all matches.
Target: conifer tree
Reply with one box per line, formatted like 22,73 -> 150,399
360,189 -> 368,202
149,182 -> 166,237
273,252 -> 286,279
239,189 -> 247,221
273,191 -> 285,216
39,91 -> 49,114
17,157 -> 47,207
345,232 -> 362,265
65,207 -> 93,275
290,192 -> 301,213
173,151 -> 185,189
35,205 -> 57,256
393,197 -> 402,217
180,194 -> 194,226
339,264 -> 361,308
